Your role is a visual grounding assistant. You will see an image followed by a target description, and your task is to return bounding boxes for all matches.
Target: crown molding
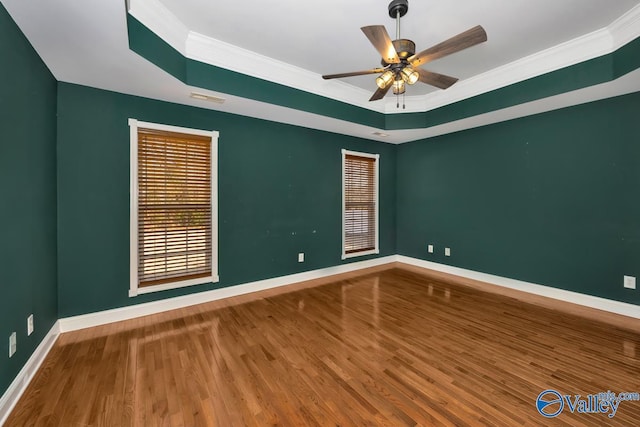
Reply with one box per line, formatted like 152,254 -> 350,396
609,3 -> 640,48
128,0 -> 381,112
128,0 -> 189,55
130,0 -> 640,115
185,32 -> 379,112
398,4 -> 640,114
406,27 -> 613,113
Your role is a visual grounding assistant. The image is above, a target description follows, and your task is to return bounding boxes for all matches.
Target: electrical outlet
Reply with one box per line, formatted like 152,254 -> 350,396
9,332 -> 16,358
428,244 -> 434,253
298,252 -> 304,263
27,314 -> 34,336
624,275 -> 636,290
445,247 -> 451,257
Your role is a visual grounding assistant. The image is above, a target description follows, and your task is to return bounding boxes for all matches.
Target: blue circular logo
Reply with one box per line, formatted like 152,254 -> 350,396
536,389 -> 564,418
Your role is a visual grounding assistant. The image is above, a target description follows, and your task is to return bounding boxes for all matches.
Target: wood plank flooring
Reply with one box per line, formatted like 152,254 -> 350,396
5,267 -> 640,426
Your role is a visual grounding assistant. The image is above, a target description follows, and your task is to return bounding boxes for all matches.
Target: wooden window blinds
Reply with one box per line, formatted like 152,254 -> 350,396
343,152 -> 378,256
137,128 -> 212,287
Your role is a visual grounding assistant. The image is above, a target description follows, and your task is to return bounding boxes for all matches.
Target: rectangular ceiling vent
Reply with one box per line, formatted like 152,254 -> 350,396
190,92 -> 226,104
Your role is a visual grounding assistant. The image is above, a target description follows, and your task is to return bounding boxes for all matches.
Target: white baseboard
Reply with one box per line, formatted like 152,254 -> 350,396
59,255 -> 397,333
3,256 -> 639,425
397,255 -> 640,320
0,321 -> 60,427
59,254 -> 640,334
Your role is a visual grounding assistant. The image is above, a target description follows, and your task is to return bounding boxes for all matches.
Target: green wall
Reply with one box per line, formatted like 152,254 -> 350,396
397,91 -> 640,304
0,4 -> 58,396
3,0 -> 640,405
56,83 -> 397,317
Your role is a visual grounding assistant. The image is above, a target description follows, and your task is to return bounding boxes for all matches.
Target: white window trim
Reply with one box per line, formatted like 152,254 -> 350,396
128,119 -> 219,297
341,149 -> 380,260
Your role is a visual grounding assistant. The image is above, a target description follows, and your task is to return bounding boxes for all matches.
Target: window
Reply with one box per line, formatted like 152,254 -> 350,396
129,119 -> 218,297
342,149 -> 379,259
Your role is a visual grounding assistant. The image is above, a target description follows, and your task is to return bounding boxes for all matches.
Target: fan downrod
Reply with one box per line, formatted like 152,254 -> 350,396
388,0 -> 408,19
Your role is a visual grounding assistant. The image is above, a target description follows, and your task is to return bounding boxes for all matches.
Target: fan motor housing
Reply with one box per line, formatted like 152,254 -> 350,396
381,39 -> 415,66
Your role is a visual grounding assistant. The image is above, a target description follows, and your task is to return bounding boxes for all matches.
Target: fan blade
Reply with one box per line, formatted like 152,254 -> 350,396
369,83 -> 392,101
409,25 -> 487,67
322,68 -> 385,80
361,25 -> 400,64
416,69 -> 459,89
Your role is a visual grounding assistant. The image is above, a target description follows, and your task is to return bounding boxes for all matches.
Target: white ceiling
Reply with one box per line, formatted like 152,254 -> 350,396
3,0 -> 640,143
157,0 -> 637,95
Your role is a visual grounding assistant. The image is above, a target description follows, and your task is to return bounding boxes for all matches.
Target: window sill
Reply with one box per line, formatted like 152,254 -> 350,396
129,274 -> 220,297
342,249 -> 379,260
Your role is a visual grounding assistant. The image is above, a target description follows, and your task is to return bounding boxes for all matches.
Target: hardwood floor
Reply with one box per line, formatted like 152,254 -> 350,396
6,267 -> 640,426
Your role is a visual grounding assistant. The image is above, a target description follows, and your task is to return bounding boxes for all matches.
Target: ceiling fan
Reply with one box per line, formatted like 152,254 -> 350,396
322,0 -> 487,105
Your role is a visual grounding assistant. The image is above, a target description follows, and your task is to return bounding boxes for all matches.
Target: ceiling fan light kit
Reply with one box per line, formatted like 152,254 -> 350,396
376,70 -> 394,88
401,67 -> 419,84
392,79 -> 405,95
322,0 -> 487,106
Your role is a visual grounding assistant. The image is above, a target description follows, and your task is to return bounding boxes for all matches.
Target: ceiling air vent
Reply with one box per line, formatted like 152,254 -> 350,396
190,92 -> 226,104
